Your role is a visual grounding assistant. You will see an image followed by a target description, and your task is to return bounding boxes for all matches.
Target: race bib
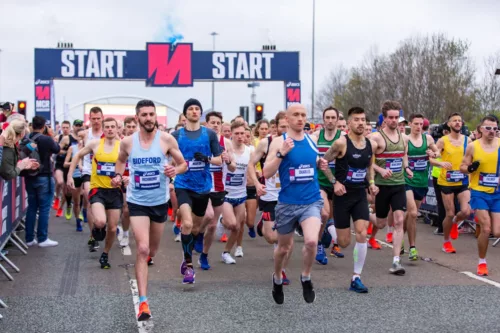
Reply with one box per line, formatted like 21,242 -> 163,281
125,162 -> 129,172
289,165 -> 315,183
446,170 -> 465,183
328,160 -> 336,169
385,158 -> 402,172
96,161 -> 115,176
479,173 -> 499,188
188,160 -> 205,172
346,167 -> 367,183
134,170 -> 160,190
409,158 -> 428,172
210,165 -> 223,173
225,173 -> 244,187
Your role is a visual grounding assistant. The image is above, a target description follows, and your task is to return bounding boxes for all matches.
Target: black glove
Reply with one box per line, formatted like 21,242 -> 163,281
194,152 -> 210,163
468,161 -> 480,173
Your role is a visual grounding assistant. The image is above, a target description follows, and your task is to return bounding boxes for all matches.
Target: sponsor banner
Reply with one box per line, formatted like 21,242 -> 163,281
34,78 -> 52,121
285,80 -> 301,108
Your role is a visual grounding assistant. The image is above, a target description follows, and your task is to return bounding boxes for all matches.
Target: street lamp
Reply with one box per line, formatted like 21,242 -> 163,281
247,82 -> 260,123
311,0 -> 316,120
210,32 -> 219,111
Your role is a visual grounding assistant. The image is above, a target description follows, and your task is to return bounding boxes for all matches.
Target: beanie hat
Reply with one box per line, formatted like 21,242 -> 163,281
183,98 -> 202,115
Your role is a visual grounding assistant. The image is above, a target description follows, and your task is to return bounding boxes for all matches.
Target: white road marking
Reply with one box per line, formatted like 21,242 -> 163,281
460,271 -> 500,288
130,279 -> 154,332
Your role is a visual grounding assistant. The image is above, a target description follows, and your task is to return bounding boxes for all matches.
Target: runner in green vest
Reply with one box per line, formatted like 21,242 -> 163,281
313,107 -> 344,263
404,114 -> 440,261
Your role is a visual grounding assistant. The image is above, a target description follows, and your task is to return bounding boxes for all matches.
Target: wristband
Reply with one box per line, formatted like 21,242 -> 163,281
369,180 -> 375,184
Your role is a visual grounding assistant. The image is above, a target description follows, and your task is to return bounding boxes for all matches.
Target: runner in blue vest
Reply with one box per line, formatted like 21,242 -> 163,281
263,104 -> 328,305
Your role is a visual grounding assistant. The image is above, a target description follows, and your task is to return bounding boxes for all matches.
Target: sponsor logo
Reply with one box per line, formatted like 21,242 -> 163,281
35,79 -> 51,85
286,81 -> 300,88
147,43 -> 193,86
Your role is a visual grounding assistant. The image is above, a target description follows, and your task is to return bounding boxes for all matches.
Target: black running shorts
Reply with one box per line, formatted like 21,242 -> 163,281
209,191 -> 226,207
89,188 -> 123,210
375,184 -> 406,219
333,188 -> 369,229
258,199 -> 277,222
175,188 -> 210,217
246,186 -> 257,200
127,202 -> 168,223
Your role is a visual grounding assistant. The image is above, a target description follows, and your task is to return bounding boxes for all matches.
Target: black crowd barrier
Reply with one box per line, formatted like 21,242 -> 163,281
419,175 -> 438,215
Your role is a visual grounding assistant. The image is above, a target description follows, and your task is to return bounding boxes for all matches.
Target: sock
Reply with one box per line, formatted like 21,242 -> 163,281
301,275 -> 311,282
274,274 -> 283,285
139,296 -> 147,303
123,231 -> 129,237
327,224 -> 337,243
393,256 -> 400,264
452,216 -> 457,223
352,274 -> 360,281
181,233 -> 194,264
387,226 -> 393,233
409,246 -> 415,249
353,242 -> 367,275
479,258 -> 487,265
66,195 -> 72,206
223,251 -> 229,254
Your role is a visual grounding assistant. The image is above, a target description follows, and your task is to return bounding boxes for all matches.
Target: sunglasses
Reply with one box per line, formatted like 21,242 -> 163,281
481,126 -> 498,132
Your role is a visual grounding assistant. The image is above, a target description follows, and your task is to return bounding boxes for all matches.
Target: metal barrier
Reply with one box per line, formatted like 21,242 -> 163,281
0,177 -> 29,315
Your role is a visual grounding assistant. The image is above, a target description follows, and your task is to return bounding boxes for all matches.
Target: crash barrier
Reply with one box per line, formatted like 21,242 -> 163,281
0,177 -> 29,314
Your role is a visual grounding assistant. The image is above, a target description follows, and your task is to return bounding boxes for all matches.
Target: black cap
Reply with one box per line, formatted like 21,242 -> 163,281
1,102 -> 12,111
183,98 -> 202,115
73,119 -> 84,126
304,123 -> 311,131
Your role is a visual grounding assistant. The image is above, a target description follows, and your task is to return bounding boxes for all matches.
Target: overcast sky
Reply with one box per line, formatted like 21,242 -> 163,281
1,0 -> 499,125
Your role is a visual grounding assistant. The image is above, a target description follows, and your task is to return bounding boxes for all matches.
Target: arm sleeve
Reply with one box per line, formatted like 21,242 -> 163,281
208,130 -> 221,157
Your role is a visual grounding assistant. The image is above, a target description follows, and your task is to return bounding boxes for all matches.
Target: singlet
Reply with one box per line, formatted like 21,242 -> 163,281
258,137 -> 273,184
438,135 -> 468,187
470,139 -> 500,194
90,139 -> 120,189
126,131 -> 170,206
56,134 -> 78,166
375,130 -> 405,186
335,136 -> 372,190
71,144 -> 82,178
210,135 -> 226,193
225,145 -> 250,199
317,129 -> 342,188
83,130 -> 103,175
405,134 -> 429,188
174,127 -> 213,193
278,133 -> 321,205
261,137 -> 280,202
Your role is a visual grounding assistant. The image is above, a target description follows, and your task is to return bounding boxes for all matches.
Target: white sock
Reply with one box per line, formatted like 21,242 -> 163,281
353,242 -> 367,275
452,216 -> 457,224
387,226 -> 393,233
352,274 -> 360,281
393,256 -> 400,264
123,231 -> 129,237
479,258 -> 487,265
327,225 -> 337,243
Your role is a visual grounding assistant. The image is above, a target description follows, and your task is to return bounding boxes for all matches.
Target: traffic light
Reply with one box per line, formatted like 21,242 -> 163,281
17,101 -> 27,116
255,103 -> 264,122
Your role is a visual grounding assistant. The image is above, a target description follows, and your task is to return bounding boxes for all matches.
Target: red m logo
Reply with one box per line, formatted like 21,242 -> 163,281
286,88 -> 300,102
147,43 -> 193,87
35,86 -> 50,100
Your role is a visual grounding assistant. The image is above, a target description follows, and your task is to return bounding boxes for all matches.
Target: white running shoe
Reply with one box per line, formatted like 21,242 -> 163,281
235,246 -> 244,258
221,252 -> 236,264
38,239 -> 58,248
26,240 -> 38,247
120,235 -> 129,247
174,234 -> 181,242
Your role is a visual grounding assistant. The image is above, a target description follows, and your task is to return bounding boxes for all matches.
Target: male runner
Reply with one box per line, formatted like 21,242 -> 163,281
112,100 -> 186,321
313,106 -> 344,263
221,123 -> 232,139
322,107 -> 379,292
460,115 -> 500,276
54,120 -> 77,218
370,100 -> 411,275
172,98 -> 222,284
197,111 -> 235,270
264,104 -> 328,304
404,114 -> 440,260
68,118 -> 122,269
435,113 -> 471,253
81,107 -> 104,251
337,117 -> 347,132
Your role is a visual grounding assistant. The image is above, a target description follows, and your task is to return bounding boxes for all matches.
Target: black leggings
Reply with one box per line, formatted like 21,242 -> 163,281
432,177 -> 445,232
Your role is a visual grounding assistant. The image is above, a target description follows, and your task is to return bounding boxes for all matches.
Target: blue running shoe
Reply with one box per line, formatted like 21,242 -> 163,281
76,219 -> 83,232
349,277 -> 368,293
330,244 -> 345,258
194,233 -> 204,253
82,208 -> 88,223
198,253 -> 211,270
173,224 -> 181,235
248,227 -> 256,238
180,260 -> 188,275
315,244 -> 328,265
282,270 -> 290,285
183,267 -> 195,284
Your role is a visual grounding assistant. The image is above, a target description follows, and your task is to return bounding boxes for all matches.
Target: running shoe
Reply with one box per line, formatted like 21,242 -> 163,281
65,205 -> 72,220
315,244 -> 328,265
450,223 -> 459,240
137,301 -> 151,321
272,273 -> 284,304
76,218 -> 83,232
349,277 -> 368,293
368,237 -> 382,250
367,223 -> 373,236
295,226 -> 303,237
147,256 -> 154,266
386,232 -> 393,244
180,261 -> 188,275
99,253 -> 110,269
56,208 -> 63,217
256,218 -> 264,237
442,241 -> 456,254
389,261 -> 405,275
172,223 -> 181,236
194,233 -> 204,253
183,267 -> 195,284
301,278 -> 316,303
282,270 -> 290,285
477,263 -> 488,276
248,227 -> 256,238
220,233 -> 228,242
120,235 -> 129,247
409,247 -> 418,261
330,244 -> 344,258
198,254 -> 211,270
235,246 -> 244,258
88,238 -> 97,252
52,198 -> 60,210
433,228 -> 443,235
174,234 -> 181,242
221,252 -> 236,264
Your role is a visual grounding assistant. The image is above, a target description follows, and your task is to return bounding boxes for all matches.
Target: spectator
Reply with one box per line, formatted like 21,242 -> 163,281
24,116 -> 60,248
0,102 -> 16,123
0,120 -> 38,180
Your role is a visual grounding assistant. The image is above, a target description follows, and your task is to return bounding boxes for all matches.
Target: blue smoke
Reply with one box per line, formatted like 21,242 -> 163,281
156,17 -> 184,44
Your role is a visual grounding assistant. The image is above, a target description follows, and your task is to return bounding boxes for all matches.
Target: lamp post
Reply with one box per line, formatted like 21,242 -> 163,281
311,0 -> 316,120
210,32 -> 219,111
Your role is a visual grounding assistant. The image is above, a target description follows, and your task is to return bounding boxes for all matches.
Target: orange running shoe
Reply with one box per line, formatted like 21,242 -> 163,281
220,233 -> 228,242
368,237 -> 382,250
442,241 -> 456,253
450,223 -> 459,240
175,218 -> 181,229
367,223 -> 373,236
52,198 -> 60,210
386,232 -> 393,244
477,263 -> 488,276
56,208 -> 63,217
137,301 -> 151,321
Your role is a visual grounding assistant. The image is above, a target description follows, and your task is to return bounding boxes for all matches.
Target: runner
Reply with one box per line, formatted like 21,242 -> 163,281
313,106 -> 344,263
196,111 -> 236,270
264,104 -> 328,304
322,106 -> 379,292
435,113 -> 471,253
337,117 -> 347,133
112,100 -> 186,321
68,117 -> 122,269
172,98 -> 223,284
370,100 -> 411,275
81,107 -> 104,252
222,123 -> 232,140
460,115 -> 500,276
54,120 -> 77,219
403,113 -> 440,260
